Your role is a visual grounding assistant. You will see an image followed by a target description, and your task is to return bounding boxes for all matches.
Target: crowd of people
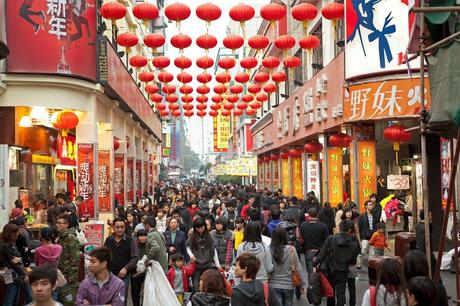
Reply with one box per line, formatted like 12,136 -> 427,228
0,180 -> 448,306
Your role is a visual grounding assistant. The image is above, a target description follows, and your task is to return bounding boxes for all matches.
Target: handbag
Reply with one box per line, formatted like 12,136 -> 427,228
306,272 -> 322,305
289,246 -> 302,287
319,236 -> 334,274
318,272 -> 334,297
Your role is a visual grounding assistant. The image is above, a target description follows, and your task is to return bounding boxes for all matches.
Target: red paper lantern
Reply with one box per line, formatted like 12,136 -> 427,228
197,72 -> 212,83
284,56 -> 301,69
210,104 -> 221,111
304,140 -> 323,154
169,103 -> 180,111
138,71 -> 154,83
254,72 -> 270,84
289,148 -> 302,158
240,57 -> 258,70
263,83 -> 277,94
230,85 -> 243,94
223,102 -> 234,111
149,93 -> 162,103
256,93 -> 268,103
196,104 -> 207,111
171,110 -> 181,117
223,35 -> 244,52
100,1 -> 126,21
132,2 -> 159,24
248,83 -> 261,94
329,132 -> 352,148
280,151 -> 289,159
182,95 -> 194,103
196,3 -> 222,24
272,71 -> 287,83
155,103 -> 167,111
249,101 -> 262,109
262,56 -> 280,70
165,94 -> 178,103
221,109 -> 231,117
180,85 -> 193,95
321,2 -> 344,20
242,94 -> 254,103
299,35 -> 321,50
184,111 -> 194,117
114,137 -> 120,151
214,84 -> 227,95
197,85 -> 211,95
218,57 -> 236,70
275,35 -> 296,50
246,108 -> 256,116
209,110 -> 219,117
117,32 -> 138,48
196,95 -> 209,103
384,125 -> 411,144
292,3 -> 317,32
260,3 -> 286,23
196,34 -> 218,50
196,56 -> 214,70
152,56 -> 170,69
233,109 -> 243,116
215,72 -> 231,84
157,71 -> 173,83
159,110 -> 169,117
196,111 -> 207,117
227,95 -> 239,103
183,104 -> 194,111
145,85 -> 159,94
177,72 -> 192,84
248,35 -> 269,50
212,95 -> 224,103
237,102 -> 248,110
144,33 -> 165,51
229,4 -> 255,23
235,72 -> 250,84
165,2 -> 191,23
52,111 -> 79,130
174,56 -> 192,69
162,84 -> 176,94
129,55 -> 147,69
170,33 -> 192,50
270,153 -> 279,161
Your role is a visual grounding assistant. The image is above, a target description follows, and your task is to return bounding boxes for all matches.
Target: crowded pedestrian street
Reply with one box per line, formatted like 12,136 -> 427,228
1,0 -> 460,306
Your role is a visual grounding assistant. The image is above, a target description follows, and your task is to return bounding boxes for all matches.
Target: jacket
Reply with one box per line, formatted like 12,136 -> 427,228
190,292 -> 230,306
0,242 -> 26,277
270,245 -> 306,290
34,244 -> 62,267
57,228 -> 81,284
236,242 -> 273,281
166,262 -> 196,293
75,273 -> 126,306
240,204 -> 251,221
361,285 -> 407,306
146,228 -> 168,272
267,219 -> 281,235
358,212 -> 379,240
231,280 -> 281,306
313,233 -> 360,273
211,229 -> 233,266
163,229 -> 189,261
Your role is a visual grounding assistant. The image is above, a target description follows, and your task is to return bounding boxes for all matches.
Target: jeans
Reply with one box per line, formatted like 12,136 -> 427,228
326,271 -> 349,306
4,282 -> 33,306
122,277 -> 130,306
273,288 -> 295,306
347,277 -> 356,306
304,251 -> 316,279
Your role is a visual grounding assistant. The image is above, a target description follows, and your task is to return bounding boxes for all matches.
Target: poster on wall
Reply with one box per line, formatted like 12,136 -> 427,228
440,138 -> 451,210
127,157 -> 134,205
98,150 -> 111,213
327,147 -> 343,207
77,143 -> 94,218
57,134 -> 77,166
136,160 -> 142,199
82,222 -> 104,248
292,157 -> 303,200
114,154 -> 124,206
6,0 -> 97,80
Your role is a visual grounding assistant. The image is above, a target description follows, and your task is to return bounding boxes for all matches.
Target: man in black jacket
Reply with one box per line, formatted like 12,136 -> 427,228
163,217 -> 188,261
357,200 -> 379,260
313,220 -> 360,306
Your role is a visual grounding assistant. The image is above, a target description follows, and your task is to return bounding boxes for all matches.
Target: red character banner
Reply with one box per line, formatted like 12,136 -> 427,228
6,0 -> 97,80
127,157 -> 134,205
77,143 -> 94,218
98,150 -> 111,213
136,160 -> 141,199
57,134 -> 77,166
114,154 -> 124,206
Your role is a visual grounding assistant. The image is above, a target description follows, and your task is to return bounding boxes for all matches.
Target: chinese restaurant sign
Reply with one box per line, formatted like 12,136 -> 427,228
114,154 -> 124,206
77,143 -> 94,218
327,148 -> 343,207
127,157 -> 134,205
272,160 -> 280,190
356,141 -> 377,211
281,158 -> 291,197
57,134 -> 77,166
306,159 -> 320,200
344,78 -> 431,121
6,0 -> 96,80
292,157 -> 304,200
213,115 -> 231,152
98,150 -> 111,213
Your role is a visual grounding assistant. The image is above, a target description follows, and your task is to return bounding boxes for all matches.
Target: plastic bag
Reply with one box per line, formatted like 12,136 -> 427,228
143,261 -> 180,306
76,230 -> 88,246
307,272 -> 322,306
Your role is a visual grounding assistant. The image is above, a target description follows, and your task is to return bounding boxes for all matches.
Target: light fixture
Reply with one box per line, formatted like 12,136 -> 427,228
29,106 -> 49,121
19,116 -> 32,127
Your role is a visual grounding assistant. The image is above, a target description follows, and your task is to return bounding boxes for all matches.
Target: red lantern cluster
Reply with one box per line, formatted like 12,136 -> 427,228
304,140 -> 323,154
329,133 -> 352,148
132,2 -> 159,25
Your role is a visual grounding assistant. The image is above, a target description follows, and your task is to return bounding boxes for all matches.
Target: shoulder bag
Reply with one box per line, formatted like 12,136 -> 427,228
289,246 -> 302,287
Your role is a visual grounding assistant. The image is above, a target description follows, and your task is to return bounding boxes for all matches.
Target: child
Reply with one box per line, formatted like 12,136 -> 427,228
156,209 -> 167,233
233,217 -> 245,257
369,222 -> 391,256
166,254 -> 196,304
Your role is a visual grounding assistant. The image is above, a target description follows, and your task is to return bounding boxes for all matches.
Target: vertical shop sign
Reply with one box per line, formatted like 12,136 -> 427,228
265,162 -> 271,189
127,158 -> 134,205
77,144 -> 95,218
327,148 -> 343,207
281,158 -> 291,196
114,154 -> 124,206
306,159 -> 320,198
292,157 -> 304,199
357,141 -> 377,210
98,150 -> 111,213
136,160 -> 141,199
144,160 -> 148,195
258,162 -> 264,188
440,138 -> 451,209
57,134 -> 77,166
272,161 -> 280,190
213,115 -> 231,152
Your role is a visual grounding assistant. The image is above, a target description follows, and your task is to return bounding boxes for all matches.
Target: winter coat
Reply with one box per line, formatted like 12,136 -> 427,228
236,242 -> 273,282
146,228 -> 168,272
57,228 -> 81,284
211,230 -> 233,266
231,280 -> 281,306
189,292 -> 230,306
166,262 -> 196,293
314,233 -> 360,274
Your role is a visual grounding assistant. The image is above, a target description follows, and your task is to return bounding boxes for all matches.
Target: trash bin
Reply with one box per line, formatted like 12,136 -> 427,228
368,256 -> 401,285
394,232 -> 416,258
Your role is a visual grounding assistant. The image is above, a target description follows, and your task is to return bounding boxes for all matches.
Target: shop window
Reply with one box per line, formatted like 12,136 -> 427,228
311,23 -> 323,76
334,18 -> 345,57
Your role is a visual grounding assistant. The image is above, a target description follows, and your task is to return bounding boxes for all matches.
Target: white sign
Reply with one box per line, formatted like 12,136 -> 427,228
306,160 -> 321,196
387,174 -> 410,190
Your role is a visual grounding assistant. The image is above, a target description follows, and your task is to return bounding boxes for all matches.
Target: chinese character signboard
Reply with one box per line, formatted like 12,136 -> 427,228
292,157 -> 304,200
272,160 -> 280,190
357,141 -> 377,210
440,138 -> 451,210
265,162 -> 271,189
306,159 -> 320,199
281,158 -> 291,197
98,150 -> 111,213
6,0 -> 97,80
345,0 -> 413,79
77,143 -> 94,218
213,115 -> 231,152
344,78 -> 431,121
327,148 -> 343,207
114,154 -> 124,206
144,160 -> 148,194
136,160 -> 141,199
127,157 -> 134,205
57,134 -> 77,166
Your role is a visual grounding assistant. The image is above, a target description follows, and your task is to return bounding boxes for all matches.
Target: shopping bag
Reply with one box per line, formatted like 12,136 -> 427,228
319,272 -> 334,298
143,261 -> 180,306
306,272 -> 322,305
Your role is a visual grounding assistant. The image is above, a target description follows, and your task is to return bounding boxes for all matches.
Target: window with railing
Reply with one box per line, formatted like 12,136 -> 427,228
293,48 -> 303,84
311,22 -> 323,76
334,18 -> 345,57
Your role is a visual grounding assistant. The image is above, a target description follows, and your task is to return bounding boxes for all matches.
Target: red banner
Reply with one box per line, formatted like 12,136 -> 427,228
127,157 -> 134,205
98,150 -> 111,213
136,160 -> 141,199
114,154 -> 124,206
77,143 -> 94,218
143,160 -> 148,195
6,0 -> 97,80
57,134 -> 77,166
